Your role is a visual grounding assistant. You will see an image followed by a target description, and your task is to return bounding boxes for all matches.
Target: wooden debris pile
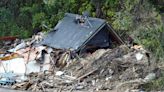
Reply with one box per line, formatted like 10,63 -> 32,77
6,45 -> 159,92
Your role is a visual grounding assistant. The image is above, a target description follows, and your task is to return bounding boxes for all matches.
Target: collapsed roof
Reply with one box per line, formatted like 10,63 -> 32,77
42,13 -> 124,52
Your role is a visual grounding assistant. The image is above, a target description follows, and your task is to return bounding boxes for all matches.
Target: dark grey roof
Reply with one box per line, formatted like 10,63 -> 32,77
42,13 -> 106,51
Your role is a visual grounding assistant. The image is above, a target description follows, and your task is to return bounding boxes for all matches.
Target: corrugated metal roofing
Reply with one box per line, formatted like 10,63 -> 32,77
42,13 -> 106,51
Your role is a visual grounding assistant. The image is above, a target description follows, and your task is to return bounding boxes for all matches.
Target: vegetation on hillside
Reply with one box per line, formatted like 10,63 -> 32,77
0,0 -> 164,59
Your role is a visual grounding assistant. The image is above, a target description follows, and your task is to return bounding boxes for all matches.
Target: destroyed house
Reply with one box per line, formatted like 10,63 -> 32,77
42,13 -> 124,53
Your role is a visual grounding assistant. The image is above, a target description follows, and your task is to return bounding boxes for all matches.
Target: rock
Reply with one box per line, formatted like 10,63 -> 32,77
48,76 -> 54,80
75,85 -> 84,90
55,71 -> 64,76
105,76 -> 112,81
91,80 -> 96,86
135,52 -> 144,61
144,73 -> 156,82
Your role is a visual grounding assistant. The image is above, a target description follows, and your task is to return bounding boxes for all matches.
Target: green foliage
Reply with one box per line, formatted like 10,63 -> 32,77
0,0 -> 119,38
32,12 -> 46,28
142,71 -> 164,91
0,7 -> 30,38
112,11 -> 133,30
111,0 -> 164,59
137,26 -> 164,59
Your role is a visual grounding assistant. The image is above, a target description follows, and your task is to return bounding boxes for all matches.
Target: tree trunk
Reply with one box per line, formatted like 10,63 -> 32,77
95,3 -> 103,18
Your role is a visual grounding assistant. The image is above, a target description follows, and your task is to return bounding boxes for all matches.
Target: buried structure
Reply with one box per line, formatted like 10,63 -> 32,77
42,13 -> 124,53
0,13 -> 155,92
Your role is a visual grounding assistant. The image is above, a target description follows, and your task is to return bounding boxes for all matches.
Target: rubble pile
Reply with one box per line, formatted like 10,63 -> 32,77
61,45 -> 155,91
0,33 -> 160,92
